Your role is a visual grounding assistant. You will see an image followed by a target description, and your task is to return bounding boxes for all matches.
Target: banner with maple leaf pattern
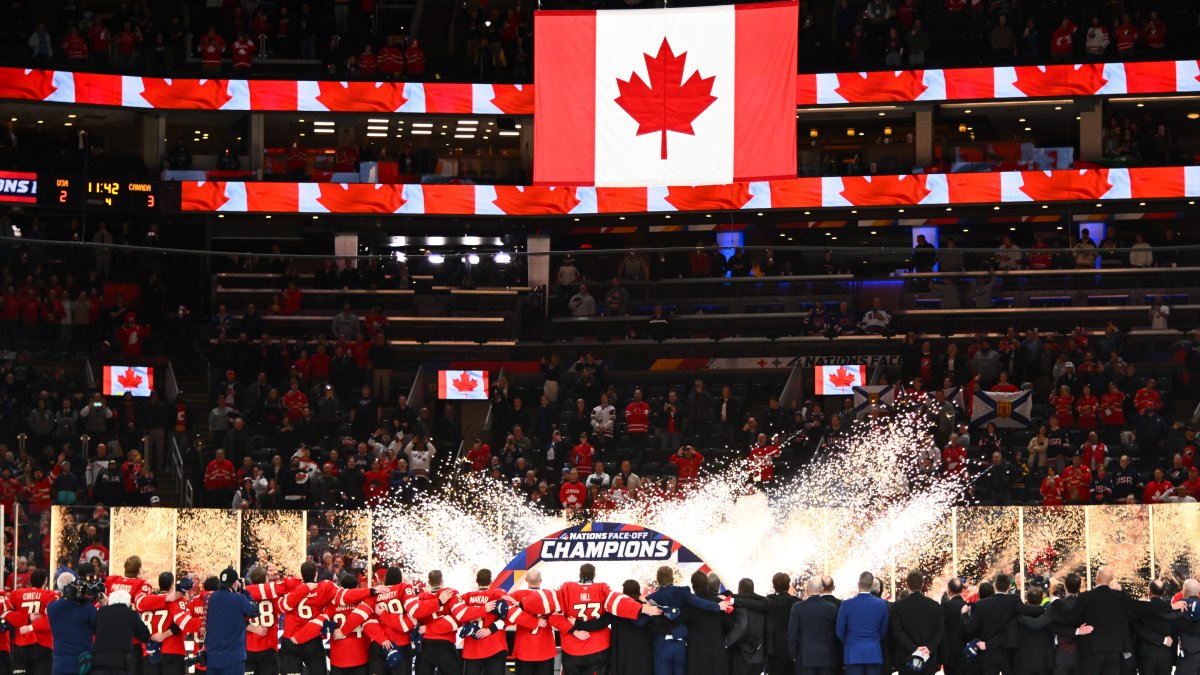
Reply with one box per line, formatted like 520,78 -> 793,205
102,365 -> 154,397
533,2 -> 797,187
437,369 -> 489,400
179,165 -> 1200,215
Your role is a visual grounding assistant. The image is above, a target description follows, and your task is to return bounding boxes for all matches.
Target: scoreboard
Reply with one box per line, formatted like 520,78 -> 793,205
42,175 -> 159,211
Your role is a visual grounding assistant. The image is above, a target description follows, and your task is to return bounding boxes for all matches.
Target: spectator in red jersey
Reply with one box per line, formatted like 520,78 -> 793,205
1142,11 -> 1166,51
465,439 -> 490,472
624,388 -> 650,444
1080,432 -> 1107,473
114,22 -> 141,70
89,18 -> 112,63
1061,454 -> 1092,504
943,433 -> 967,477
1100,382 -> 1126,429
198,26 -> 226,73
990,372 -> 1019,393
204,448 -> 237,507
378,36 -> 404,79
1144,468 -> 1175,504
358,45 -> 378,76
749,433 -> 781,483
558,468 -> 587,511
1134,379 -> 1162,414
570,432 -> 595,474
1114,14 -> 1138,58
1041,466 -> 1064,506
405,39 -> 425,78
62,26 -> 89,61
115,312 -> 151,357
286,136 -> 307,180
1051,18 -> 1076,62
1050,384 -> 1075,428
231,32 -> 257,73
281,281 -> 303,316
1075,385 -> 1099,430
670,445 -> 704,486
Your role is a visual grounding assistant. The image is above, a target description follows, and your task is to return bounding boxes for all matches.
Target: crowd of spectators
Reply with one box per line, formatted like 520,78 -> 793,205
9,0 -> 1200,81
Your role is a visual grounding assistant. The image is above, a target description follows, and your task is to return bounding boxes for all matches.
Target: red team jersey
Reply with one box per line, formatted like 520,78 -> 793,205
549,581 -> 641,655
508,588 -> 561,662
458,588 -> 508,659
9,587 -> 57,648
245,578 -> 301,652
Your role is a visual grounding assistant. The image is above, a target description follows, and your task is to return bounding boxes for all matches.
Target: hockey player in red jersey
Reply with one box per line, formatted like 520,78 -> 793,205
135,572 -> 190,675
505,569 -> 559,675
414,569 -> 469,675
9,568 -> 57,674
457,569 -> 508,675
288,573 -> 377,674
551,563 -> 662,675
368,566 -> 435,674
244,566 -> 303,675
278,560 -> 377,675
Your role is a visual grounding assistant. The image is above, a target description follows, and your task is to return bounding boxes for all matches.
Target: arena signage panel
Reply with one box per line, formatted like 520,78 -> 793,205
494,522 -> 712,591
0,171 -> 37,204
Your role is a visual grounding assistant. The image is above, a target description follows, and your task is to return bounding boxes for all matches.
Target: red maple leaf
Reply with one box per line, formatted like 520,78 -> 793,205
615,38 -> 717,160
1012,65 -> 1107,97
452,372 -> 478,393
180,181 -> 230,212
490,84 -> 533,114
839,175 -> 931,207
117,367 -> 143,390
140,78 -> 232,109
0,67 -> 57,101
1018,169 -> 1111,203
315,81 -> 408,112
828,366 -> 856,388
316,184 -> 406,213
493,186 -> 580,215
664,184 -> 753,212
835,71 -> 928,102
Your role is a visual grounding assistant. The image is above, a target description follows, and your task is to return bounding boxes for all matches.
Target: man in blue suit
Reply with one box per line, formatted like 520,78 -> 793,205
788,577 -> 839,675
835,571 -> 890,675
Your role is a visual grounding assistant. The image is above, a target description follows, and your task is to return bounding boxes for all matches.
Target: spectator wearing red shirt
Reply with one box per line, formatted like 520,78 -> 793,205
1051,18 -> 1076,62
943,434 -> 967,477
282,380 -> 308,421
1114,15 -> 1139,57
89,18 -> 112,63
378,36 -> 404,78
286,137 -> 307,179
1061,454 -> 1091,503
198,27 -> 225,72
231,33 -> 257,72
114,22 -> 140,69
1134,379 -> 1162,414
990,372 -> 1019,393
1100,382 -> 1126,428
1142,12 -> 1166,50
749,433 -> 780,482
251,11 -> 270,41
1050,385 -> 1075,428
1184,467 -> 1200,501
1027,236 -> 1054,270
1041,467 -> 1064,506
115,312 -> 151,357
1182,429 -> 1199,468
404,39 -> 425,78
1075,385 -> 1099,430
624,389 -> 650,440
281,282 -> 303,315
359,46 -> 378,75
670,445 -> 704,486
558,469 -> 587,510
1080,432 -> 1107,473
1143,468 -> 1174,504
62,26 -> 89,61
465,439 -> 490,472
204,448 -> 237,507
570,433 -> 594,474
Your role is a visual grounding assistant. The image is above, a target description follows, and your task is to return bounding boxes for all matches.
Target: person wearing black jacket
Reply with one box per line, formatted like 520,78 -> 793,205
1132,580 -> 1179,675
1049,566 -> 1177,675
1014,587 -> 1055,675
724,579 -> 765,675
788,577 -> 839,675
687,571 -> 729,675
890,571 -> 943,674
763,573 -> 798,675
962,575 -> 1041,675
940,578 -> 966,675
609,580 -> 654,675
90,589 -> 151,674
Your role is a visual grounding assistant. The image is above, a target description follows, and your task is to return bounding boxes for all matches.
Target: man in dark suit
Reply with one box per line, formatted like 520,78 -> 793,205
788,577 -> 839,675
1049,572 -> 1085,675
1015,587 -> 1055,675
1133,579 -> 1178,675
890,571 -> 944,675
724,578 -> 766,675
940,577 -> 967,675
1176,579 -> 1200,675
962,574 -> 1042,675
836,572 -> 889,675
1047,566 -> 1170,675
821,576 -> 841,608
763,573 -> 798,675
711,386 -> 742,446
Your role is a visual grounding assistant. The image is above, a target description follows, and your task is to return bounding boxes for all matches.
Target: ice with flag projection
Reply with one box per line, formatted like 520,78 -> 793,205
533,1 -> 797,187
102,365 -> 154,396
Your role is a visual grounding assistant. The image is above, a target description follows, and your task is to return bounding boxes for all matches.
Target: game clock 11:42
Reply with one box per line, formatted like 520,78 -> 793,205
45,176 -> 158,211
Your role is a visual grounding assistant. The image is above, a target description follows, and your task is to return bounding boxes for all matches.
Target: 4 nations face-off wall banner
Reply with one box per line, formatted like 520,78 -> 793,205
493,522 -> 713,592
533,2 -> 798,187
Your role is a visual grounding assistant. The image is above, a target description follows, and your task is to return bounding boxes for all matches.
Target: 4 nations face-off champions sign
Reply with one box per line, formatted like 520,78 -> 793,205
494,522 -> 712,591
534,2 -> 798,187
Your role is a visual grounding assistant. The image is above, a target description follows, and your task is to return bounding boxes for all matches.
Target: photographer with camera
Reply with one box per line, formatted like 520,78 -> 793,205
47,562 -> 102,675
201,566 -> 258,675
90,589 -> 151,674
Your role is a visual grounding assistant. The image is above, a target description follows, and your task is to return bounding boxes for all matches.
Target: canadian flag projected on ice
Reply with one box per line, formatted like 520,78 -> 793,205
533,1 -> 797,187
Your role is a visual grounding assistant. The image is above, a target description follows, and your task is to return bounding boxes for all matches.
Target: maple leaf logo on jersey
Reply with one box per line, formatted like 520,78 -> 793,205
615,38 -> 716,160
828,367 -> 856,389
452,372 -> 479,393
117,368 -> 143,390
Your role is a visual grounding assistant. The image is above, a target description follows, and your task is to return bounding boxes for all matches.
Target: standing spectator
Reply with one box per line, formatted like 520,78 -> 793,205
994,235 -> 1022,271
604,279 -> 629,317
1019,18 -> 1040,61
62,26 -> 89,61
1149,299 -> 1170,330
684,380 -> 713,439
89,18 -> 112,64
1084,17 -> 1109,59
912,234 -> 936,272
378,36 -> 404,79
1142,12 -> 1166,52
1114,15 -> 1139,59
203,448 -> 236,507
860,298 -> 891,334
990,15 -> 1016,62
669,445 -> 704,486
28,23 -> 52,63
1129,233 -> 1152,267
1051,18 -> 1076,62
568,284 -> 596,317
618,250 -> 649,281
624,389 -> 650,445
907,20 -> 929,66
198,27 -> 225,73
231,32 -> 257,73
330,303 -> 360,340
404,39 -> 425,79
590,394 -> 616,448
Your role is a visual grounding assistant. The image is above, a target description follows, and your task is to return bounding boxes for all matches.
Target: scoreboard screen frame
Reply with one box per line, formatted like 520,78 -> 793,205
42,175 -> 159,212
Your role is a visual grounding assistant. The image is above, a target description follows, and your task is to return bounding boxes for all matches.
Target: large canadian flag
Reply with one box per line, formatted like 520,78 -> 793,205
534,1 -> 797,187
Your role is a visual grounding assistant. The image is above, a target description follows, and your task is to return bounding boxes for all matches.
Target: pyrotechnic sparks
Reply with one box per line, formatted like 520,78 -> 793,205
372,411 -> 967,594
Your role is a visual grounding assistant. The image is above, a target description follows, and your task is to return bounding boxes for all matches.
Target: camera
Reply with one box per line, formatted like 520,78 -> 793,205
63,576 -> 104,604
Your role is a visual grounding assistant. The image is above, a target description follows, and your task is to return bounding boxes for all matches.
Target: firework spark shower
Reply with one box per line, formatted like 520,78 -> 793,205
372,412 -> 966,592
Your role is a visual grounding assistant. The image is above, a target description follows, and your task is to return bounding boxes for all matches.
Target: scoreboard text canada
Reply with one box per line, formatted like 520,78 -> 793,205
45,176 -> 158,211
